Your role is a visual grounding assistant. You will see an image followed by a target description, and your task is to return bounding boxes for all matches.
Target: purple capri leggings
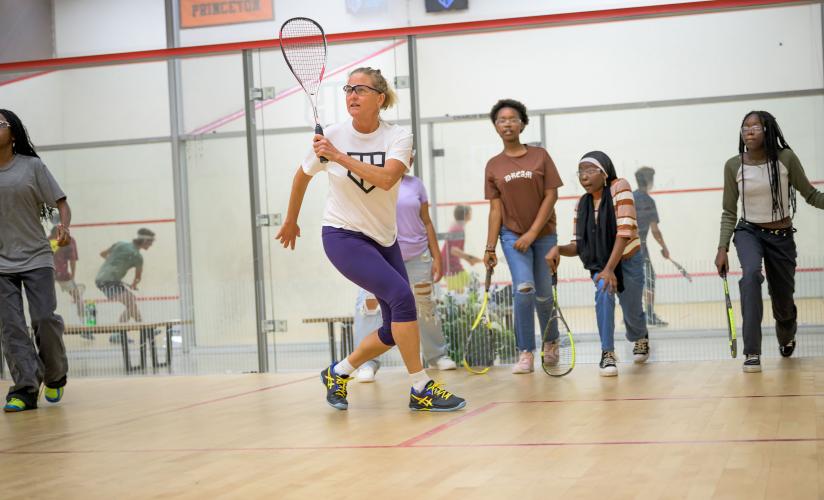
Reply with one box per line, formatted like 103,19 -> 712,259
321,226 -> 416,345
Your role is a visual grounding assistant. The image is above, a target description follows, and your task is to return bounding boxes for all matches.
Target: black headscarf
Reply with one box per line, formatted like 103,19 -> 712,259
575,151 -> 624,293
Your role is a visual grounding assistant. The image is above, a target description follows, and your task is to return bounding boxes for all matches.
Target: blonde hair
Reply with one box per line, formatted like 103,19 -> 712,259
349,67 -> 397,110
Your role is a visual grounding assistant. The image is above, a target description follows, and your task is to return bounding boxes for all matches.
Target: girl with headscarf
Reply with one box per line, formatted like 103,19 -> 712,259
546,151 -> 650,376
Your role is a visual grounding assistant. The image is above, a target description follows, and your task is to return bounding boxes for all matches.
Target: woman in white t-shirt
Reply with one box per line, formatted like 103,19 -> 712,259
276,67 -> 465,412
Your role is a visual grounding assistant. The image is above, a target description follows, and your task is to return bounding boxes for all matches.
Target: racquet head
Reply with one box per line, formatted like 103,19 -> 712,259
279,18 -> 327,99
542,272 -> 575,377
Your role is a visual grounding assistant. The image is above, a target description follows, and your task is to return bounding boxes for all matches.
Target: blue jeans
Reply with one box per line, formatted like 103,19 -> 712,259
499,227 -> 559,352
594,250 -> 649,352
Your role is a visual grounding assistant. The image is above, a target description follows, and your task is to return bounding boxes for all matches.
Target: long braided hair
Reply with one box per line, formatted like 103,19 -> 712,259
738,110 -> 796,220
0,109 -> 55,221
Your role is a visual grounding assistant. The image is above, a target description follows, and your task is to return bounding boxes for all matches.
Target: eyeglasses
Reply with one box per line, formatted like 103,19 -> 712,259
577,167 -> 602,178
343,84 -> 381,96
494,118 -> 522,125
741,125 -> 764,135
0,121 -> 10,129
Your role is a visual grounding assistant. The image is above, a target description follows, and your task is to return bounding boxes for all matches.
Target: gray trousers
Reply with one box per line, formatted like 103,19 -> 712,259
733,222 -> 797,355
0,267 -> 68,402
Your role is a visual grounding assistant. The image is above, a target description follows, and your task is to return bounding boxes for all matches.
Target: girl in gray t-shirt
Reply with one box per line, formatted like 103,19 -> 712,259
0,109 -> 71,412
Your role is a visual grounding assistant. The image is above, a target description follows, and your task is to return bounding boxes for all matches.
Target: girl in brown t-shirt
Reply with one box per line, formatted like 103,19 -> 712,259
482,99 -> 563,374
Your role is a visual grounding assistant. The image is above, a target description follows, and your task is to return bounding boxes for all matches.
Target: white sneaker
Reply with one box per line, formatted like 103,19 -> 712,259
356,364 -> 378,383
511,351 -> 534,374
431,356 -> 457,371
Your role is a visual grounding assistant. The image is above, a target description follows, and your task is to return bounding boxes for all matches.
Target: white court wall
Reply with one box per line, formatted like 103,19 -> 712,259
0,2 -> 822,346
49,0 -> 711,57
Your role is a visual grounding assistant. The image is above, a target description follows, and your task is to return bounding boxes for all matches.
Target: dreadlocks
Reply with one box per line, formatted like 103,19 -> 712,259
738,110 -> 796,220
0,109 -> 54,222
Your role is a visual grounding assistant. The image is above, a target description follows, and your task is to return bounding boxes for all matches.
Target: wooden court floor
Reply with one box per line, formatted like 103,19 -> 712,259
1,357 -> 823,499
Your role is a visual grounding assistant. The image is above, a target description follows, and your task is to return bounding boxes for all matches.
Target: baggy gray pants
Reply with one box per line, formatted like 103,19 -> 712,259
733,221 -> 797,356
0,267 -> 68,404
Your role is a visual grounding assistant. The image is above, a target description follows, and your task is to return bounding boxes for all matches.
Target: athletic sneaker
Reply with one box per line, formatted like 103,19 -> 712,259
542,341 -> 559,366
633,337 -> 650,364
44,387 -> 64,403
430,356 -> 457,371
779,339 -> 796,358
356,363 -> 378,383
320,364 -> 350,410
409,380 -> 466,412
599,351 -> 618,377
4,395 -> 36,413
743,354 -> 762,373
511,351 -> 534,374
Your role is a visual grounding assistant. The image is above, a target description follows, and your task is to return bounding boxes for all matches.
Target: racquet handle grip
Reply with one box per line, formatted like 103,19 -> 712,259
315,124 -> 328,163
484,267 -> 493,291
551,272 -> 558,286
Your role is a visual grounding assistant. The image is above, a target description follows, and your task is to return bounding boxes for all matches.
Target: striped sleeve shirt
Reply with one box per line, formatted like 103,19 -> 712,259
571,178 -> 640,258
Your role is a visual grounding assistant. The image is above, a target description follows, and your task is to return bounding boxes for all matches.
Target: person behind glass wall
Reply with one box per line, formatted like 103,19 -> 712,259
276,67 -> 465,412
0,109 -> 70,412
48,224 -> 86,326
352,153 -> 457,383
440,205 -> 482,292
482,99 -> 562,374
715,111 -> 824,373
633,167 -> 671,327
546,151 -> 651,377
95,228 -> 155,344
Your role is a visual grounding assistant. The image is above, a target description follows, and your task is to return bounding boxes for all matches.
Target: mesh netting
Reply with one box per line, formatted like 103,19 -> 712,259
279,18 -> 327,96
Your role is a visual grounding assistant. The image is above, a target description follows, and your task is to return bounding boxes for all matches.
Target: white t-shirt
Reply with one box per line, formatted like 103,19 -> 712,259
302,119 -> 413,247
737,160 -> 790,223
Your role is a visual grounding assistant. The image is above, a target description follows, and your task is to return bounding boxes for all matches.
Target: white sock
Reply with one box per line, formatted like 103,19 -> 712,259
334,358 -> 355,377
410,370 -> 431,393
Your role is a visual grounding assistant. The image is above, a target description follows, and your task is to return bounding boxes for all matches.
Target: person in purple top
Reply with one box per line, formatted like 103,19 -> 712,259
353,171 -> 457,383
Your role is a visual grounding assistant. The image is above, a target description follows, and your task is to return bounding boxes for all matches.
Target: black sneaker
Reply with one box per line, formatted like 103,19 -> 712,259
632,337 -> 650,364
743,354 -> 761,373
409,380 -> 466,412
779,339 -> 796,358
599,351 -> 617,377
320,365 -> 350,411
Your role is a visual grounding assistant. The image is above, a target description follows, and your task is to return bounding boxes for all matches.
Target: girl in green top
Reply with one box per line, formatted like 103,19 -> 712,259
715,110 -> 824,373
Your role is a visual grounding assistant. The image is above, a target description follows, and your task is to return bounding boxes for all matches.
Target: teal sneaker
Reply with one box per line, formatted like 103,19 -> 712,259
44,386 -> 64,403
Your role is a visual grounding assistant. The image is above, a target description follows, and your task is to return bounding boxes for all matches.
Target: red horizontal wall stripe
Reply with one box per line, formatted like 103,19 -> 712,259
0,0 -> 808,73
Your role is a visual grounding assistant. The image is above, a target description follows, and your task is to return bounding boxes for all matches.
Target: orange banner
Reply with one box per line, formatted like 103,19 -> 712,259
181,0 -> 273,28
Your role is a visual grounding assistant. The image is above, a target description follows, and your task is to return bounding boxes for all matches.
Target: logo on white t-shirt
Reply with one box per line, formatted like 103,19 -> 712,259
346,152 -> 386,193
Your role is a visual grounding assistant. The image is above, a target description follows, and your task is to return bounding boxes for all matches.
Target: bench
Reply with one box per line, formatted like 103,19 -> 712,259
64,320 -> 183,374
302,316 -> 354,364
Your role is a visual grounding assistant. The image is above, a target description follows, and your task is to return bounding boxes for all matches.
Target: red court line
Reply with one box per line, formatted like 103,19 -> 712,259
0,375 -> 316,454
3,436 -> 822,456
0,0 -> 805,73
410,437 -> 824,449
402,392 -> 824,447
436,181 -> 824,207
485,267 -> 823,287
496,392 -> 824,405
398,402 -> 499,447
169,375 -> 317,413
190,40 -> 405,135
90,295 -> 180,303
